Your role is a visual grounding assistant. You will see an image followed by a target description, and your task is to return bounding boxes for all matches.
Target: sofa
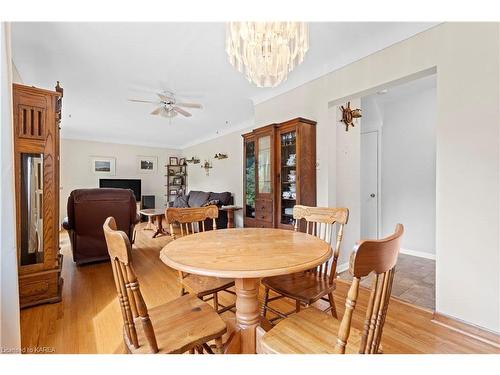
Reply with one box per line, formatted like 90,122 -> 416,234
62,188 -> 140,265
172,190 -> 233,229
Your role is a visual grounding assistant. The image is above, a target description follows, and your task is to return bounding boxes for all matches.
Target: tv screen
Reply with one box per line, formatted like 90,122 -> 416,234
99,179 -> 141,201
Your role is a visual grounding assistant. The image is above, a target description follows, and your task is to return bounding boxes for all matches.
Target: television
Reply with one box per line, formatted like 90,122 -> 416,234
99,178 -> 141,202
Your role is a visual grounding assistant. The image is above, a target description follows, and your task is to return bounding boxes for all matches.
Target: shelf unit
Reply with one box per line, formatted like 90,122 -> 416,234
242,117 -> 316,230
165,163 -> 187,206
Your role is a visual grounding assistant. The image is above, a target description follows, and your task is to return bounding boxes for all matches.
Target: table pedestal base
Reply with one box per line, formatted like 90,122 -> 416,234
234,278 -> 260,354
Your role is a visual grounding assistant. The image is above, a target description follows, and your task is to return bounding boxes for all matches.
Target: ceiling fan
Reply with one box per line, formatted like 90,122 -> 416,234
128,91 -> 202,118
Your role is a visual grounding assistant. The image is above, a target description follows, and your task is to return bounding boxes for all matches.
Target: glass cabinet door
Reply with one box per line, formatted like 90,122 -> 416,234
279,130 -> 297,225
245,141 -> 256,218
257,135 -> 272,194
20,153 -> 44,266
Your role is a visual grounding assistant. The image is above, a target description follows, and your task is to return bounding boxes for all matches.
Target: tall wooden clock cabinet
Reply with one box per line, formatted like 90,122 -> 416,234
13,82 -> 64,308
242,117 -> 316,230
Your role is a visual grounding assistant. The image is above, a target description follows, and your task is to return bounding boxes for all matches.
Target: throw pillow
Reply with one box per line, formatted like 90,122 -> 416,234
173,195 -> 189,208
188,191 -> 210,207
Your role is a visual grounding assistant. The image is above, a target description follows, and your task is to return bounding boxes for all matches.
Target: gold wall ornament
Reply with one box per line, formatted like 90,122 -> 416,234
185,156 -> 200,164
214,153 -> 228,160
201,160 -> 213,176
339,102 -> 362,131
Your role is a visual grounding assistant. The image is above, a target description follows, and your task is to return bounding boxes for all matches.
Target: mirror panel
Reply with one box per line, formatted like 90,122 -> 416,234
20,153 -> 44,266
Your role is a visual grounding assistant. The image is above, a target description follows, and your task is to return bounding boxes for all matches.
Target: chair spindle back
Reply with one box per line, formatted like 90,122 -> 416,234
293,205 -> 349,282
166,206 -> 219,239
334,224 -> 404,354
166,206 -> 219,284
103,217 -> 159,353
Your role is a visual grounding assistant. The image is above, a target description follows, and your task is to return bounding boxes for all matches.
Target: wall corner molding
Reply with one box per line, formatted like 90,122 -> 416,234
400,248 -> 436,260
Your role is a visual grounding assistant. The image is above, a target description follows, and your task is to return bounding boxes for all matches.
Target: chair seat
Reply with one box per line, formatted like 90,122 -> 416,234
182,274 -> 235,296
262,272 -> 336,304
260,307 -> 362,354
126,294 -> 227,354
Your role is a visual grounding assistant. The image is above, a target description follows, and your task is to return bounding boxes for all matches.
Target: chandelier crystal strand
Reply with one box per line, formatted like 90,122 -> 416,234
226,22 -> 309,88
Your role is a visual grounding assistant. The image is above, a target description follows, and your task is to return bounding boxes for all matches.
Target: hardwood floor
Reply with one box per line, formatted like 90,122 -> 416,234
20,223 -> 498,354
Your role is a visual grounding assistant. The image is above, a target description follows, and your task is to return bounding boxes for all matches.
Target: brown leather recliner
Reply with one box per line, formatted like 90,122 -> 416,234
62,188 -> 139,265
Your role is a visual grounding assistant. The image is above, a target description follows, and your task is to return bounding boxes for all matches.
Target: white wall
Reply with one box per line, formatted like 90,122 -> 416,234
11,61 -> 22,83
60,138 -> 180,223
360,96 -> 383,133
0,22 -> 21,351
379,85 -> 436,255
360,80 -> 437,256
255,23 -> 500,332
181,126 -> 252,228
335,99 -> 361,270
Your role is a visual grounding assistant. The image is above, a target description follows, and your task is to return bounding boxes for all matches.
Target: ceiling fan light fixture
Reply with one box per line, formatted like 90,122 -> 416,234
129,90 -> 202,120
225,22 -> 309,88
159,106 -> 177,118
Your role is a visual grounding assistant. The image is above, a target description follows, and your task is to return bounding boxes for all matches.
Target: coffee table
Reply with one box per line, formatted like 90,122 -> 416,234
219,205 -> 242,228
139,208 -> 168,238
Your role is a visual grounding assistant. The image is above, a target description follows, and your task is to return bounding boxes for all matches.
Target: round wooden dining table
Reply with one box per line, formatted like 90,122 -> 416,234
159,227 -> 332,354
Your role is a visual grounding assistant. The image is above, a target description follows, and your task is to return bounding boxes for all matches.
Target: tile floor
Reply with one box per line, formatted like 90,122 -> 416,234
339,253 -> 435,310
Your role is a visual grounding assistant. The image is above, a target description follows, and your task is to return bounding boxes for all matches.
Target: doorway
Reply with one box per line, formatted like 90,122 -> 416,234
340,74 -> 437,310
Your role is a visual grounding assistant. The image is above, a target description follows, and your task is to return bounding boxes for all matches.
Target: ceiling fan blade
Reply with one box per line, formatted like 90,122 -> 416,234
128,99 -> 159,104
176,102 -> 203,109
174,106 -> 192,117
150,107 -> 162,115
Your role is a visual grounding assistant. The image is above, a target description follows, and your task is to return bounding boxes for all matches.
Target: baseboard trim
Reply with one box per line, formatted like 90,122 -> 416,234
432,312 -> 500,348
400,248 -> 436,260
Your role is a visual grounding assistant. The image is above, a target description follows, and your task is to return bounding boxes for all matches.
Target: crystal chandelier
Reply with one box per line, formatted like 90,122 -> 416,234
225,22 -> 309,88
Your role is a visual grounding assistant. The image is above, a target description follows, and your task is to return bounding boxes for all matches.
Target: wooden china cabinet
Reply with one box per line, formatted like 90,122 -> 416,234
13,82 -> 64,308
242,117 -> 316,229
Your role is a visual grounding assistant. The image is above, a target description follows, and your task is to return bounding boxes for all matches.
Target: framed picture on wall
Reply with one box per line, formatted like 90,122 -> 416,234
90,156 -> 116,176
179,157 -> 186,165
169,156 -> 178,165
137,155 -> 157,174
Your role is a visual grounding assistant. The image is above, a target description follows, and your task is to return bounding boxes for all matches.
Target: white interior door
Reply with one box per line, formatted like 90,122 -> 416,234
361,131 -> 379,239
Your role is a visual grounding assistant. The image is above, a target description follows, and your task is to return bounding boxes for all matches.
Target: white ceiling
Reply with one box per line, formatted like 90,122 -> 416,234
12,22 -> 438,149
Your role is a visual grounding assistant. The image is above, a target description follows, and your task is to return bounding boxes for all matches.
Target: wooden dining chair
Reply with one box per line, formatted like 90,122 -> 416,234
257,224 -> 404,354
166,206 -> 236,314
261,205 -> 349,325
103,216 -> 227,354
